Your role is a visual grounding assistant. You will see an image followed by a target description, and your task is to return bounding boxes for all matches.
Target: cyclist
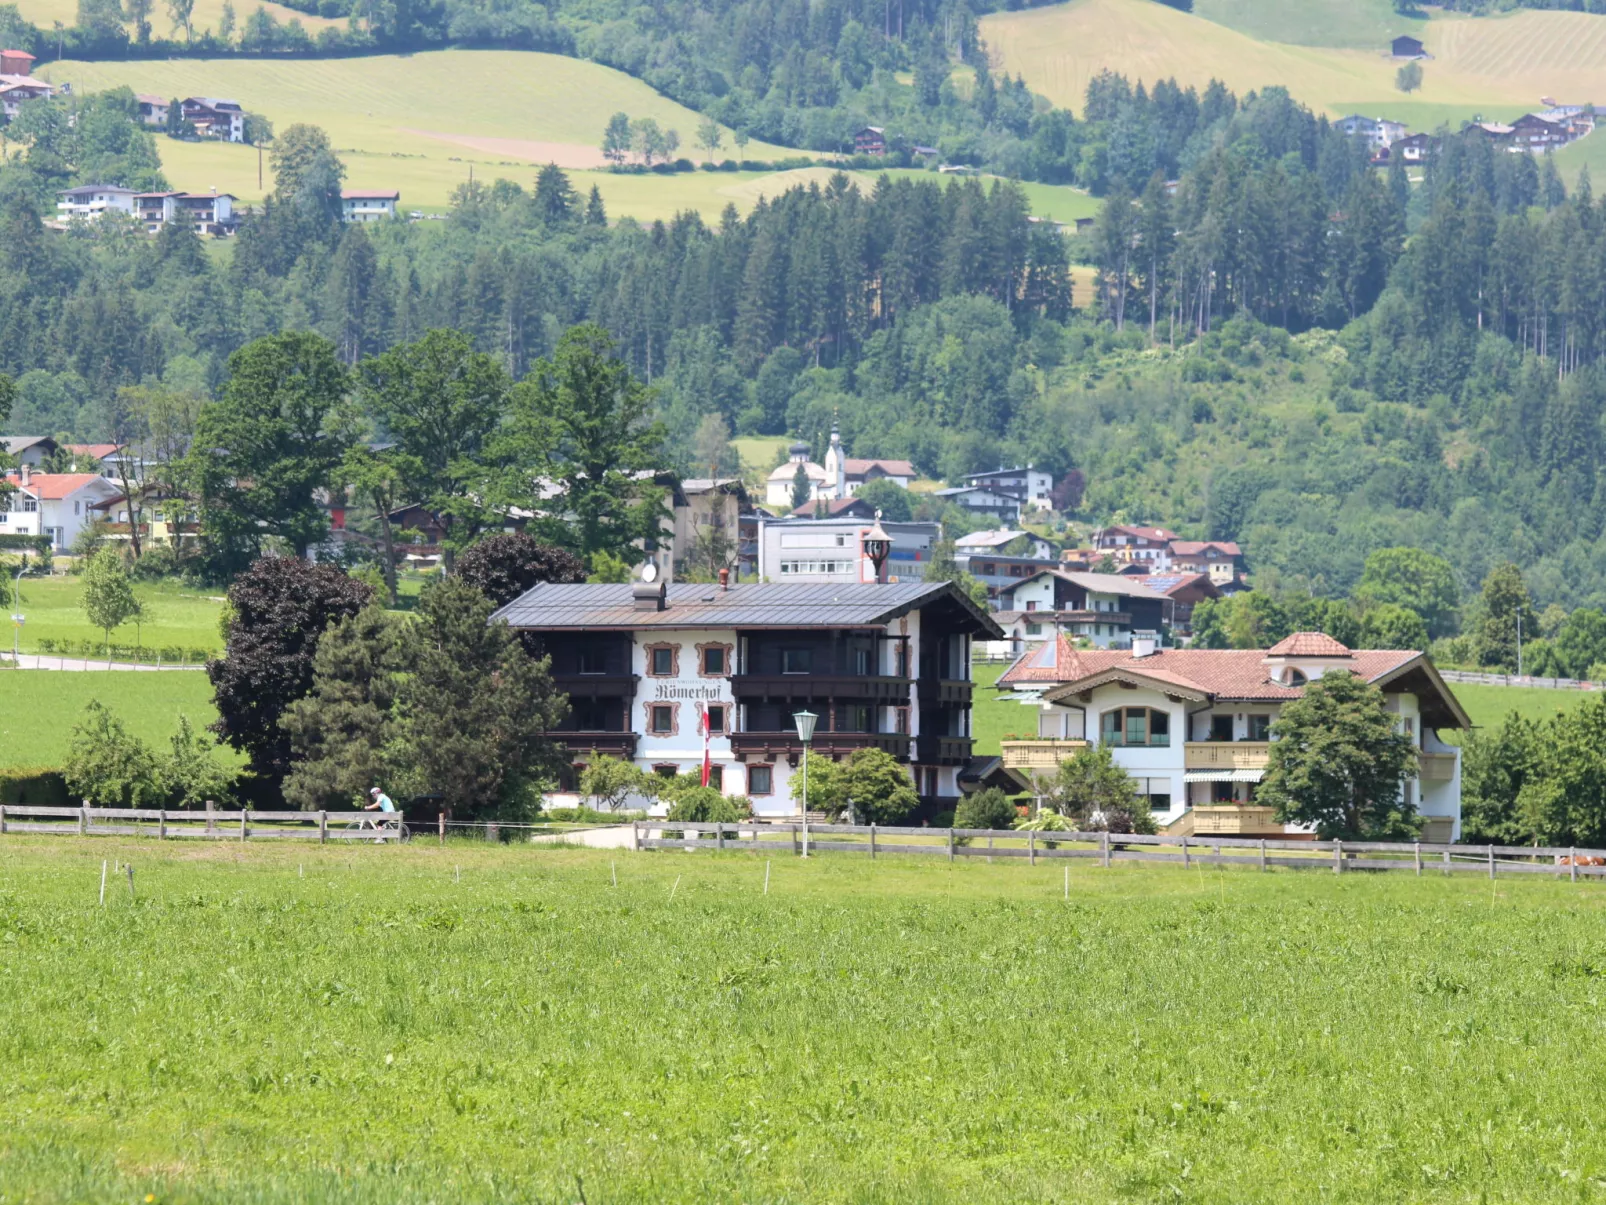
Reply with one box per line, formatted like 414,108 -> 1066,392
362,787 -> 397,842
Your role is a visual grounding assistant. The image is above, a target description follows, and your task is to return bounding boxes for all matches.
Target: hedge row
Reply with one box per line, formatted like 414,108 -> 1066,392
34,638 -> 215,664
0,767 -> 69,806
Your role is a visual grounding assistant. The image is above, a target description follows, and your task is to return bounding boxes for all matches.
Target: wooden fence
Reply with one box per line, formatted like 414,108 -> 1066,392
1439,668 -> 1605,691
627,821 -> 1606,881
0,806 -> 408,842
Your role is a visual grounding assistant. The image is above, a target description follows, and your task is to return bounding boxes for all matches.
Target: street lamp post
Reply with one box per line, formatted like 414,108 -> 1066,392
11,560 -> 28,668
862,512 -> 892,584
794,709 -> 817,857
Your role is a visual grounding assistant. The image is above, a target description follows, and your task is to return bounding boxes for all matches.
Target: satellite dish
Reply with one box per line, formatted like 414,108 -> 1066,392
641,561 -> 659,584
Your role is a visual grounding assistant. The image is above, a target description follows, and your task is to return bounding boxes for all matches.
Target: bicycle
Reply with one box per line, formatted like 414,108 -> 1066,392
343,815 -> 411,843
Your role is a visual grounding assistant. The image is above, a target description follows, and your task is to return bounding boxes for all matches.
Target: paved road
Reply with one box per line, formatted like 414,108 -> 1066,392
528,825 -> 640,848
5,654 -> 206,672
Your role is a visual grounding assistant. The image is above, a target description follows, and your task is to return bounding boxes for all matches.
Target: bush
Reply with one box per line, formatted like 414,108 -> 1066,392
666,787 -> 750,824
544,805 -> 647,824
0,766 -> 69,805
955,788 -> 1017,832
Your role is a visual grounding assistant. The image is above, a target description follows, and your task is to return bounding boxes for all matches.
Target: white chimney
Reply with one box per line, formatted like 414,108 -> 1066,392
1132,634 -> 1159,659
19,463 -> 29,488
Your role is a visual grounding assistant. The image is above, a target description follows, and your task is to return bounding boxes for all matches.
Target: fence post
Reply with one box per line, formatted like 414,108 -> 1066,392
791,824 -> 800,857
948,828 -> 955,862
438,812 -> 445,846
802,818 -> 809,859
319,811 -> 328,844
0,804 -> 6,835
80,804 -> 88,836
1572,847 -> 1578,883
1333,840 -> 1343,874
206,799 -> 216,836
158,809 -> 166,840
870,824 -> 877,860
1258,838 -> 1266,872
1442,848 -> 1450,875
1100,830 -> 1110,868
1182,835 -> 1189,869
1488,845 -> 1495,880
240,809 -> 248,843
1028,830 -> 1036,866
631,821 -> 640,852
1414,841 -> 1421,875
717,823 -> 726,852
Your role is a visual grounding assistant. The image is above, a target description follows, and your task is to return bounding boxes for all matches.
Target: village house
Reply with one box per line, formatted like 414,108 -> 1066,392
1510,113 -> 1572,152
954,529 -> 1055,562
341,189 -> 401,222
958,551 -> 1062,597
932,483 -> 1023,524
961,466 -> 1055,512
853,126 -> 886,155
134,94 -> 169,126
1338,114 -> 1407,152
0,465 -> 122,550
56,185 -> 139,221
1389,132 -> 1438,163
495,577 -> 1001,817
1166,539 -> 1245,587
994,631 -> 1467,841
88,484 -> 197,550
0,51 -> 52,120
180,97 -> 244,142
994,569 -> 1168,648
1092,524 -> 1178,568
1131,571 -> 1221,636
1,436 -> 58,467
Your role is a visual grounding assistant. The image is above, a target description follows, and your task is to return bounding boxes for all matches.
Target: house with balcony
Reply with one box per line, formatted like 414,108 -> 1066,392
1093,524 -> 1178,568
961,466 -> 1055,512
180,97 -> 244,142
342,189 -> 400,222
57,185 -> 139,221
993,631 -> 1467,841
493,578 -> 1002,817
1166,540 -> 1245,587
995,569 -> 1168,648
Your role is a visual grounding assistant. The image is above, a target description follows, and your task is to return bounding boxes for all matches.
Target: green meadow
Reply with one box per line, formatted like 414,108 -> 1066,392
12,575 -> 224,658
2,839 -> 1606,1202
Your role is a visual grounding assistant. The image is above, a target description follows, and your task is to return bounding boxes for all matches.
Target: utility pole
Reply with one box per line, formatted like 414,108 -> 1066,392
1517,611 -> 1523,677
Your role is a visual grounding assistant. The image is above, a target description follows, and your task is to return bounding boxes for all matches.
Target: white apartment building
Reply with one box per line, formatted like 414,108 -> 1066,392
0,467 -> 122,550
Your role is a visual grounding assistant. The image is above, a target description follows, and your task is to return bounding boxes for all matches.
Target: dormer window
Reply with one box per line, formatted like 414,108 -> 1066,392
1284,668 -> 1307,687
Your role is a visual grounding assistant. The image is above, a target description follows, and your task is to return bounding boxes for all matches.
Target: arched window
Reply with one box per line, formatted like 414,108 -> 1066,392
1101,707 -> 1170,748
1284,668 -> 1308,687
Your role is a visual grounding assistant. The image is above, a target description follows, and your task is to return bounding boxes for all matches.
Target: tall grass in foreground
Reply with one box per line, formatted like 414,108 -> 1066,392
2,839 -> 1606,1202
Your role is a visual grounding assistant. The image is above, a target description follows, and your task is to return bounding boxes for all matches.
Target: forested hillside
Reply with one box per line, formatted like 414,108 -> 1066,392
7,73 -> 1606,612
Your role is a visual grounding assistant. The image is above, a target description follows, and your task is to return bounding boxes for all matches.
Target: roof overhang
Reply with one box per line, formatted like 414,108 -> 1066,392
1041,666 -> 1211,706
1369,655 -> 1473,730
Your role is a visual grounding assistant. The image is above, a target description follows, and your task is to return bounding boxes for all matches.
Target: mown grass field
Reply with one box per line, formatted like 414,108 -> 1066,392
12,574 -> 223,657
14,0 -> 341,36
2,838 -> 1606,1202
0,668 -> 229,768
982,0 -> 1606,148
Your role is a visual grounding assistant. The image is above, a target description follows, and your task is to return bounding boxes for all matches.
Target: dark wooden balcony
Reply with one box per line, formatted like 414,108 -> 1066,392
730,731 -> 912,761
917,735 -> 974,765
917,678 -> 973,706
553,674 -> 640,699
729,674 -> 912,702
556,732 -> 639,758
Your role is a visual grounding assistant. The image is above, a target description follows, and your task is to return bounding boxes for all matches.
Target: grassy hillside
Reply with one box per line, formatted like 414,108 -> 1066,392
1194,0 -> 1424,49
982,0 -> 1606,122
16,0 -> 340,36
40,54 -> 1100,220
0,670 -> 232,767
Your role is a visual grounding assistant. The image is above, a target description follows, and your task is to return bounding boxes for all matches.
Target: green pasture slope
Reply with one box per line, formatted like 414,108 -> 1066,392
2,840 -> 1606,1201
0,670 -> 231,768
12,575 -> 224,658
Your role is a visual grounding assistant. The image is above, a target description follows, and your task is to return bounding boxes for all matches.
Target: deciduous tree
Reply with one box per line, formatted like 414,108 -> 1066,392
1259,671 -> 1418,839
453,532 -> 586,608
81,547 -> 138,654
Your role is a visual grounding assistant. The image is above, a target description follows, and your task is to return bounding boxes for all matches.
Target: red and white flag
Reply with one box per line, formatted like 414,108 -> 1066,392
698,702 -> 712,787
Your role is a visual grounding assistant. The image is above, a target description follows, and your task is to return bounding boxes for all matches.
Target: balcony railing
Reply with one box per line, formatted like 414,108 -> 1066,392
552,673 -> 640,699
556,732 -> 639,758
1184,742 -> 1270,771
917,678 -> 973,706
1000,739 -> 1089,770
1190,805 -> 1283,836
1418,752 -> 1457,782
729,675 -> 912,702
730,731 -> 912,760
916,735 -> 974,765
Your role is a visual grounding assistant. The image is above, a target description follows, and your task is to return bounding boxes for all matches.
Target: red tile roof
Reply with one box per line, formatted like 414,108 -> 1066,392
1169,540 -> 1242,557
999,639 -> 1422,701
1100,524 -> 1176,542
1266,632 -> 1352,658
65,443 -> 122,460
9,472 -> 109,500
844,457 -> 916,478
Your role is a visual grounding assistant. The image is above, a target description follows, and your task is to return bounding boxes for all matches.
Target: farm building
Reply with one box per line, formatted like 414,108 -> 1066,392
1391,35 -> 1426,59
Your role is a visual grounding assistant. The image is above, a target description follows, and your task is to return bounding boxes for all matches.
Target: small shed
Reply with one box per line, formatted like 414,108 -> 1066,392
1391,35 -> 1425,59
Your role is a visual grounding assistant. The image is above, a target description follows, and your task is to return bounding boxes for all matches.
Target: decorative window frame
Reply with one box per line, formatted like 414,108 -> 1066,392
696,641 -> 734,678
644,642 -> 681,678
747,764 -> 775,795
646,701 -> 680,737
704,703 -> 729,735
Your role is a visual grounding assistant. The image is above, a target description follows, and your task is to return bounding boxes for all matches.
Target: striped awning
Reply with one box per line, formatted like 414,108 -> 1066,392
1183,769 -> 1265,784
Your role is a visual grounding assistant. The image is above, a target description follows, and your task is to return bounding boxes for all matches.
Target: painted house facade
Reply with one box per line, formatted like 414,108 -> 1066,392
495,579 -> 1002,816
181,97 -> 244,142
995,631 -> 1467,842
0,467 -> 122,550
57,185 -> 138,220
995,570 -> 1168,648
341,189 -> 400,222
